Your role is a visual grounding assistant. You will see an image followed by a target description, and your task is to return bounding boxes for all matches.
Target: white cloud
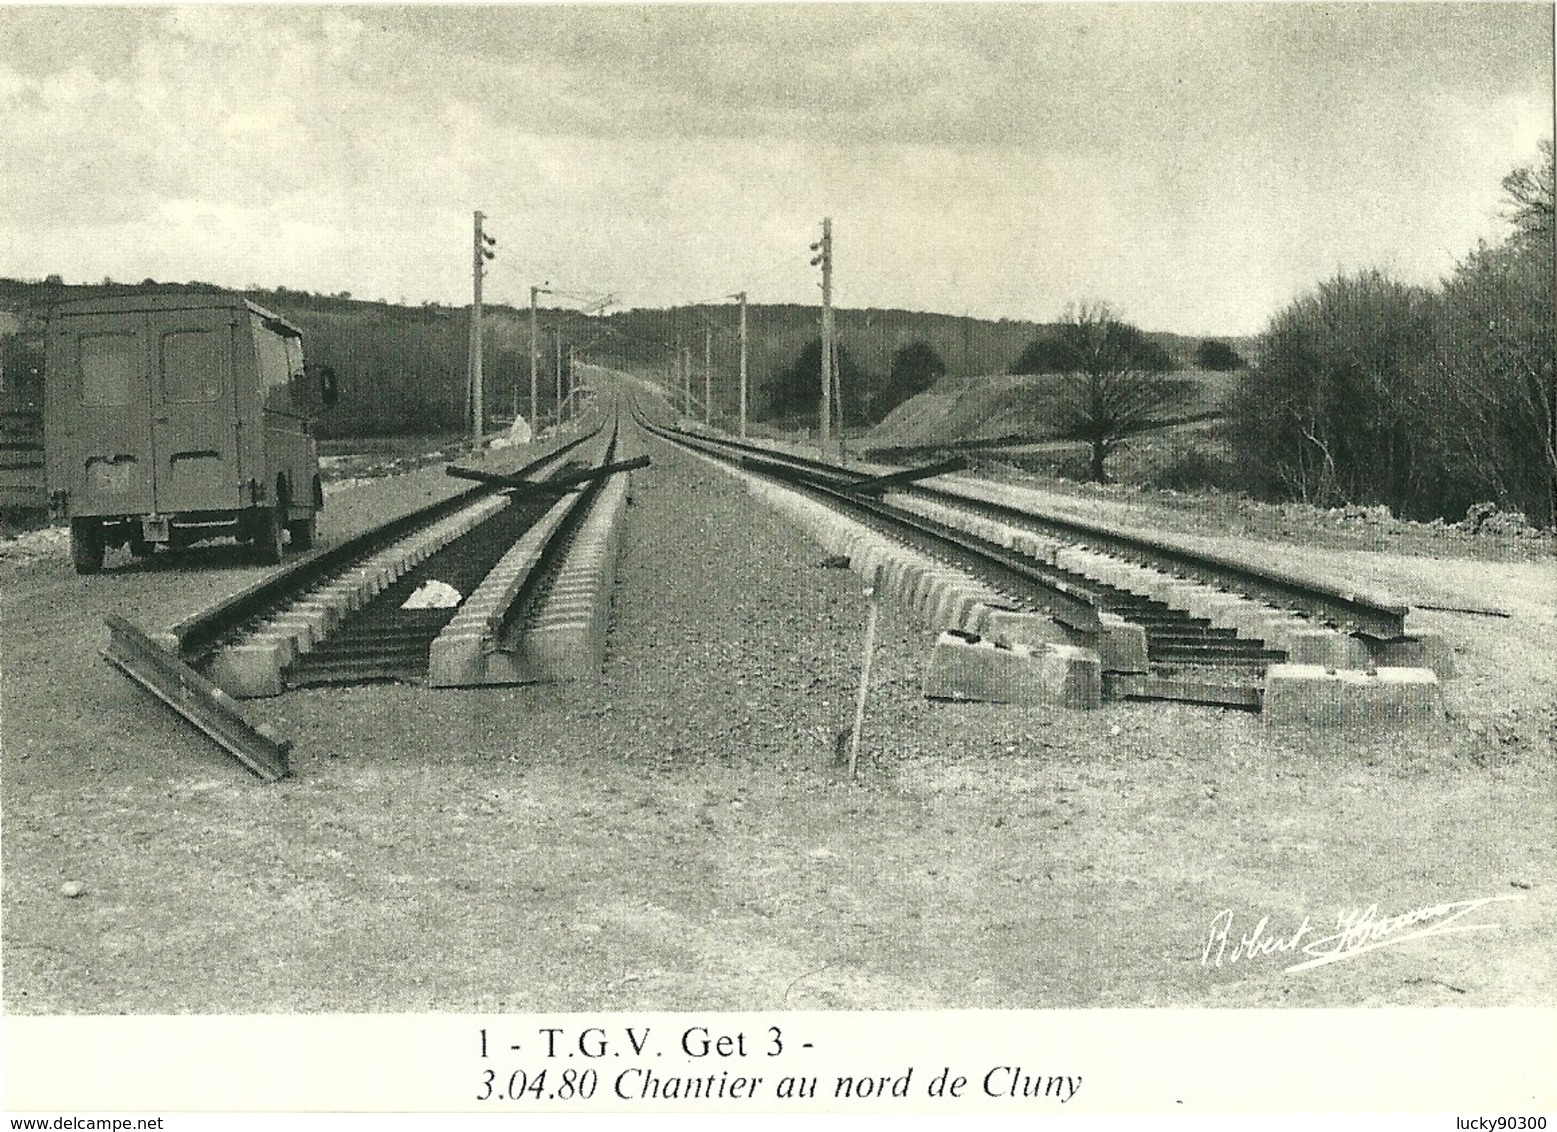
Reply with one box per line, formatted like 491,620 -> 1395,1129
1,4 -> 1549,335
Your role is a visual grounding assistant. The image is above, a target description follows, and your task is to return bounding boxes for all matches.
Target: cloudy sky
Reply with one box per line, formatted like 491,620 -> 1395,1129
1,3 -> 1551,334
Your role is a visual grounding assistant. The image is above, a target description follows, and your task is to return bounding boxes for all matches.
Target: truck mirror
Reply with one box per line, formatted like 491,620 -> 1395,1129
319,366 -> 338,408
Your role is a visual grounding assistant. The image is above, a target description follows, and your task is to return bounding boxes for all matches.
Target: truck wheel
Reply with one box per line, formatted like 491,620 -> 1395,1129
252,504 -> 285,566
71,518 -> 106,575
287,512 -> 318,551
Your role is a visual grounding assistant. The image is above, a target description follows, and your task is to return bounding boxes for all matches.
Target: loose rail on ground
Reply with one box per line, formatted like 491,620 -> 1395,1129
103,616 -> 292,781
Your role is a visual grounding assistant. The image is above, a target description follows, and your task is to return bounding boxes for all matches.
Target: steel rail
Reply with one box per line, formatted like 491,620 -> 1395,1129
496,418 -> 625,645
162,427 -> 601,662
840,457 -> 970,495
913,483 -> 1408,640
631,412 -> 1407,641
103,615 -> 292,781
447,455 -> 650,495
762,461 -> 1104,633
273,409 -> 629,687
634,402 -> 1290,709
633,409 -> 1104,633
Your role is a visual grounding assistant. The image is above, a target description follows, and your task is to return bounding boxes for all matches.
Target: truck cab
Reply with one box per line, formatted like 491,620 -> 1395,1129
44,291 -> 337,573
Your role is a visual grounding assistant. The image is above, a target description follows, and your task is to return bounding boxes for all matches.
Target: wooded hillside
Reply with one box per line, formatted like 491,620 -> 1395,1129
0,277 -> 1238,438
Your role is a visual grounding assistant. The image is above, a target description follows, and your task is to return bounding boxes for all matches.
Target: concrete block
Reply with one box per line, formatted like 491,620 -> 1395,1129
1085,559 -> 1134,590
1149,579 -> 1201,612
1263,664 -> 1442,728
888,562 -> 918,605
290,601 -> 341,635
514,621 -> 603,685
960,602 -> 994,636
1095,612 -> 1150,673
884,558 -> 910,596
1361,633 -> 1456,681
427,628 -> 486,687
319,582 -> 365,614
911,570 -> 941,619
1053,547 -> 1094,577
1183,591 -> 1246,625
346,567 -> 385,598
980,609 -> 1148,674
1216,602 -> 1289,642
923,630 -> 1101,708
265,612 -> 329,651
929,584 -> 978,632
1011,533 -> 1042,559
1280,626 -> 1361,668
981,609 -> 1073,651
863,551 -> 889,587
1255,616 -> 1308,650
207,637 -> 295,698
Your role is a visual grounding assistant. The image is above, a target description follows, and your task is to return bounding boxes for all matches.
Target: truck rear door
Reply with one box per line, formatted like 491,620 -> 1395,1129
51,313 -> 157,517
150,308 -> 241,514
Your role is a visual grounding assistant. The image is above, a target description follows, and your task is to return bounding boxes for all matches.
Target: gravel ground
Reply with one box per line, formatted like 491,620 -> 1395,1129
967,461 -> 1557,561
2,422 -> 1553,1013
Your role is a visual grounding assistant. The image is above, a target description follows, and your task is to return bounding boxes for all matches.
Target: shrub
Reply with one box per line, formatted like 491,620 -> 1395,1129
1225,270 -> 1435,512
1147,449 -> 1240,493
1195,339 -> 1245,371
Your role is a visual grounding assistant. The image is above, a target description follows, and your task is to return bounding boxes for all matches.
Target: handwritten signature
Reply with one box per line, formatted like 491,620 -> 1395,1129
1202,895 -> 1525,974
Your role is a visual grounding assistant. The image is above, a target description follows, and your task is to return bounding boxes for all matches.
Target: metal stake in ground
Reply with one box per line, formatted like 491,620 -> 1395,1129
848,565 -> 885,779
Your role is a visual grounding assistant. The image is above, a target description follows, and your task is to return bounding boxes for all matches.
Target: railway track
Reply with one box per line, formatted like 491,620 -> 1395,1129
162,426 -> 601,667
911,482 -> 1408,640
282,480 -> 585,687
634,406 -> 1415,709
108,405 -> 642,777
648,425 -> 1408,637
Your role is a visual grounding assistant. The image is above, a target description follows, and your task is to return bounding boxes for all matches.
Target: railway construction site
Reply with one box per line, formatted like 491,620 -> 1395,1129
2,365 -> 1553,1012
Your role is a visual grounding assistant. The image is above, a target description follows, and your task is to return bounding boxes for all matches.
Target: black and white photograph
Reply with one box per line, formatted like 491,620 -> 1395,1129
1,1 -> 1553,1118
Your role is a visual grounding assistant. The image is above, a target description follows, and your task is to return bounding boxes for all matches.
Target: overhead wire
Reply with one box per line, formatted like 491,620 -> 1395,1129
485,232 -> 817,317
681,247 -> 817,309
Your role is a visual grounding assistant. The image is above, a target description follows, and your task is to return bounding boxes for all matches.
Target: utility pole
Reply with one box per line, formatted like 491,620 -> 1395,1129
529,284 -> 550,433
731,291 -> 748,438
553,325 -> 563,427
676,336 -> 690,417
703,326 -> 712,425
832,339 -> 846,462
567,345 -> 577,418
468,210 -> 497,451
810,217 -> 834,450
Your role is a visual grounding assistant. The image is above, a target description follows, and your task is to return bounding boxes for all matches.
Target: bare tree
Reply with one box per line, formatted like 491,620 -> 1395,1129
1425,141 -> 1557,526
1436,238 -> 1556,526
1224,144 -> 1555,525
1049,302 -> 1189,482
1501,138 -> 1554,242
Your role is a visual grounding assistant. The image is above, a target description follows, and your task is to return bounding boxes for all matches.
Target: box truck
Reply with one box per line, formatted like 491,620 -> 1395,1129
45,291 -> 336,573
